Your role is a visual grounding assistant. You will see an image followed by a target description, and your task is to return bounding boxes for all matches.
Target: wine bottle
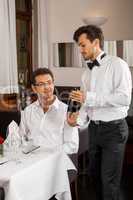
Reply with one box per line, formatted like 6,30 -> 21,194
67,99 -> 81,113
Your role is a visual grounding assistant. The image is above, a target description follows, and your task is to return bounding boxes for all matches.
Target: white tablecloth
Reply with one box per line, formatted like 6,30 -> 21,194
0,148 -> 76,200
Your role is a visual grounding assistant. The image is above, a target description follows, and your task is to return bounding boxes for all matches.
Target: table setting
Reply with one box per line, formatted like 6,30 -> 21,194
0,121 -> 76,200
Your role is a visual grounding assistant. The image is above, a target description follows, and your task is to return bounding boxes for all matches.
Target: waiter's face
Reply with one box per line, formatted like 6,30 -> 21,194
77,33 -> 96,60
32,74 -> 54,98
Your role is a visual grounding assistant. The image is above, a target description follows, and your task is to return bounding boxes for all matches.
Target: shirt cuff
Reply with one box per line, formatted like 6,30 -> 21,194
63,143 -> 78,154
64,121 -> 77,138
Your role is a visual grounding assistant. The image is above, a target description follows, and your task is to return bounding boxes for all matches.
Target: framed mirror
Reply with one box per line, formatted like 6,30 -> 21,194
53,42 -> 86,68
53,40 -> 133,68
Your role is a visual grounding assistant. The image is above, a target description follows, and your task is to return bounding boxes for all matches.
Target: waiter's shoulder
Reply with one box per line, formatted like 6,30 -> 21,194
108,55 -> 129,70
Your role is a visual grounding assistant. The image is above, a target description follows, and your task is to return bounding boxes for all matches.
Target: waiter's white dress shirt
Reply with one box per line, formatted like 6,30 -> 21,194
79,51 -> 132,122
19,97 -> 79,154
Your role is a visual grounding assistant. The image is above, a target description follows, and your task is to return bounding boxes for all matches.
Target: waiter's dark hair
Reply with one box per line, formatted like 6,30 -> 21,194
73,25 -> 104,49
31,68 -> 54,85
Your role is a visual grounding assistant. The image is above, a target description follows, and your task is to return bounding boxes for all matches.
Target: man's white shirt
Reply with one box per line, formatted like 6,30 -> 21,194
80,52 -> 132,122
19,97 -> 79,154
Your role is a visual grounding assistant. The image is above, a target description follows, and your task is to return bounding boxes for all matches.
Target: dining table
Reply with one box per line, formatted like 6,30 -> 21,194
0,147 -> 76,200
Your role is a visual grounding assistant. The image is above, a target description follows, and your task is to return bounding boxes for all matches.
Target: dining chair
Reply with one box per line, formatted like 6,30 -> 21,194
0,111 -> 21,139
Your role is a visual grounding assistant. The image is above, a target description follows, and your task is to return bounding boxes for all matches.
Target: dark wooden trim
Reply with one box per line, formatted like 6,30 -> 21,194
117,40 -> 123,58
16,0 -> 32,14
27,19 -> 33,87
16,11 -> 32,18
16,0 -> 32,87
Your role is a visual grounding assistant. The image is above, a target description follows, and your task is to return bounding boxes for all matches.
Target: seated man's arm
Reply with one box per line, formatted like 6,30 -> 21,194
63,120 -> 79,154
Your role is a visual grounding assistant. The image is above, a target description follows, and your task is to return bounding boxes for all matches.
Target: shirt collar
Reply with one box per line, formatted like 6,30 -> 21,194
96,51 -> 105,63
34,95 -> 60,111
52,96 -> 60,110
86,51 -> 105,65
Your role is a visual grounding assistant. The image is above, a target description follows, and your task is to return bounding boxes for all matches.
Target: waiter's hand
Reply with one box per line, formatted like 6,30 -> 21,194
67,112 -> 79,127
69,90 -> 85,104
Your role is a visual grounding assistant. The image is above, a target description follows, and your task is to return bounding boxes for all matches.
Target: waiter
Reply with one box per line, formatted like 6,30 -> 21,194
70,25 -> 132,200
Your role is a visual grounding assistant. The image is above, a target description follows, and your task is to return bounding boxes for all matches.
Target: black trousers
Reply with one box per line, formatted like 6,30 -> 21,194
88,119 -> 128,200
49,195 -> 57,200
0,188 -> 5,200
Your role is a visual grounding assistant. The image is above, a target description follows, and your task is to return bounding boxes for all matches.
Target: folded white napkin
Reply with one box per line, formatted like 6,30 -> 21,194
4,120 -> 21,148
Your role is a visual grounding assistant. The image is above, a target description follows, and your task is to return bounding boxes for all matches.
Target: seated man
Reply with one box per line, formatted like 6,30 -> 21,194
19,68 -> 79,155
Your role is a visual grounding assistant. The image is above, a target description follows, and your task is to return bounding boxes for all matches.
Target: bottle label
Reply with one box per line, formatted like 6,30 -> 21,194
67,100 -> 81,112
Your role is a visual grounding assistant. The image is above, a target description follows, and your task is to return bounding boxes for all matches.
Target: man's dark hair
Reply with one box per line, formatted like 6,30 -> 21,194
31,68 -> 54,85
73,25 -> 104,49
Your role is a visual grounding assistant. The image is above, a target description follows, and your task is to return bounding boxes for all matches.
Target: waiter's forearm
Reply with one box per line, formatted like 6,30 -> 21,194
84,91 -> 131,108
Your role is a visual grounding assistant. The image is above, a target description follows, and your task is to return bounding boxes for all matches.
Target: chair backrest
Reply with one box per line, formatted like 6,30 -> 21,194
68,154 -> 78,183
0,111 -> 21,139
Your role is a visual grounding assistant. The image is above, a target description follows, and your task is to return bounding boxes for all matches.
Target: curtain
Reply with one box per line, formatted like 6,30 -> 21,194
104,41 -> 117,56
37,0 -> 49,68
123,40 -> 133,67
0,0 -> 18,94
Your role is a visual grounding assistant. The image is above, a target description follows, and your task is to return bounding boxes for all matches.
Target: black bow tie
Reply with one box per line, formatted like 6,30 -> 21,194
87,53 -> 106,70
87,59 -> 100,70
